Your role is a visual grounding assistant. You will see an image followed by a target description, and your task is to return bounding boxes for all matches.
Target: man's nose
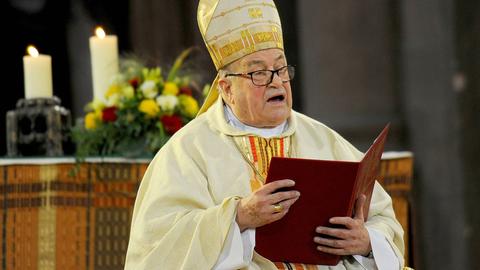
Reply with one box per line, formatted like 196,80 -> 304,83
268,71 -> 284,87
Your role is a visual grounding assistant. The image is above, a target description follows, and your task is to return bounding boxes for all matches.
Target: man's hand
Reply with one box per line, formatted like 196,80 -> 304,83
236,179 -> 300,231
313,195 -> 372,256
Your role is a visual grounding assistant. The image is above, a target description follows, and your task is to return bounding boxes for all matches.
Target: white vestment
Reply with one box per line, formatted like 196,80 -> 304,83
214,105 -> 400,270
125,97 -> 405,269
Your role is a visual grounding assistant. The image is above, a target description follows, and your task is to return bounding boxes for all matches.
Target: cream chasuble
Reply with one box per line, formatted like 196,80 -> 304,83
219,105 -> 399,270
125,97 -> 405,270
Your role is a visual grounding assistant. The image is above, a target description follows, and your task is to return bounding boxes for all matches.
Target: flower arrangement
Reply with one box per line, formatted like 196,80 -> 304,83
71,48 -> 207,158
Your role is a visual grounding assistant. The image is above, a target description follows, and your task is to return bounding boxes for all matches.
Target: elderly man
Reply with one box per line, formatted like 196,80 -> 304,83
125,0 -> 405,269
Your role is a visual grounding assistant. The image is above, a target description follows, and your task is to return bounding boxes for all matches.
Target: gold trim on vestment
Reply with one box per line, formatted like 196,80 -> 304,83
232,135 -> 292,190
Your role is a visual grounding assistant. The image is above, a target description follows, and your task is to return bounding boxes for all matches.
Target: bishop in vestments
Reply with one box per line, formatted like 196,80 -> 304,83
125,0 -> 405,269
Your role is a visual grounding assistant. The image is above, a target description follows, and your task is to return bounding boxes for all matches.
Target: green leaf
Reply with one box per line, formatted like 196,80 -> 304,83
167,47 -> 194,82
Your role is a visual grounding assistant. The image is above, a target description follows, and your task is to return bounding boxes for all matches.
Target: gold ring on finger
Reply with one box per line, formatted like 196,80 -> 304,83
273,203 -> 283,213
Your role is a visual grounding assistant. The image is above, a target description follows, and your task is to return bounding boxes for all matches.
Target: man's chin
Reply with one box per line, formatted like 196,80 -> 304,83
263,110 -> 291,127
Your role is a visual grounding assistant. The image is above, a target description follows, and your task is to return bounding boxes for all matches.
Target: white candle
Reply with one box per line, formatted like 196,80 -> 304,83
89,27 -> 119,101
23,45 -> 53,99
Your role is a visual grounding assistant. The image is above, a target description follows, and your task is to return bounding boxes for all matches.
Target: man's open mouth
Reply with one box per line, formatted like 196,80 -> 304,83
267,94 -> 285,102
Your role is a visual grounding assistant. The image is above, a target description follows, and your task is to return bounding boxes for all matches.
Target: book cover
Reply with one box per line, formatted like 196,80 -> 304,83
255,124 -> 390,265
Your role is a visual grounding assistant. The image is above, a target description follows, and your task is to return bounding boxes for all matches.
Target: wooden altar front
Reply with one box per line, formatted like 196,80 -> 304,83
0,153 -> 413,270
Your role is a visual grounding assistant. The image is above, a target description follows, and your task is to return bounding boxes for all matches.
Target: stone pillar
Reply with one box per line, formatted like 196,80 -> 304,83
400,0 -> 469,268
297,0 -> 403,151
455,0 -> 480,267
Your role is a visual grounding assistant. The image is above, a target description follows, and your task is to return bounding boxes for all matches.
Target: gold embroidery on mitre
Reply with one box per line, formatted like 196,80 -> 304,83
241,30 -> 256,54
209,24 -> 283,66
206,21 -> 281,43
218,39 -> 245,59
272,25 -> 283,47
248,7 -> 263,18
253,31 -> 274,43
211,3 -> 275,20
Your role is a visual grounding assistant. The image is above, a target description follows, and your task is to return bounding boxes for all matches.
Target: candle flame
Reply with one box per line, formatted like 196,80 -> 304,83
95,27 -> 106,39
27,45 -> 39,57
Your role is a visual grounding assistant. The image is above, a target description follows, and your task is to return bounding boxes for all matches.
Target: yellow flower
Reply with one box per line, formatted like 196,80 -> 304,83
105,84 -> 121,98
178,94 -> 199,118
162,82 -> 179,96
94,109 -> 103,119
122,85 -> 135,99
138,99 -> 160,117
84,112 -> 98,130
86,99 -> 105,112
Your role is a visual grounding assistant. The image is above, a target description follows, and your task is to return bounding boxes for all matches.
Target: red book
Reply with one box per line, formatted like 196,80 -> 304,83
255,124 -> 390,265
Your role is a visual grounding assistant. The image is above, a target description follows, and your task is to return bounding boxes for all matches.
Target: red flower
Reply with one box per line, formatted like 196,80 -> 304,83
102,106 -> 118,122
179,86 -> 193,96
160,115 -> 183,135
129,77 -> 140,89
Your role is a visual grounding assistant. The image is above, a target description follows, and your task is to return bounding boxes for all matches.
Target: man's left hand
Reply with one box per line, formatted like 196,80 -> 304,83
313,194 -> 372,256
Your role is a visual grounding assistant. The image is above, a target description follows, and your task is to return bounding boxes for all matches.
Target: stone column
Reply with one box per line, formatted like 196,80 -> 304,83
400,0 -> 469,268
297,0 -> 403,151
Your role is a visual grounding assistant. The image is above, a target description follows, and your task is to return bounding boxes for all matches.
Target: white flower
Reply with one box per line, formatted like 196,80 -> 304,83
140,80 -> 158,99
156,95 -> 179,112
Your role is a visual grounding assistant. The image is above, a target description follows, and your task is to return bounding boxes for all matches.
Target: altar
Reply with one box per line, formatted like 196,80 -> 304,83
0,157 -> 149,270
0,152 -> 413,270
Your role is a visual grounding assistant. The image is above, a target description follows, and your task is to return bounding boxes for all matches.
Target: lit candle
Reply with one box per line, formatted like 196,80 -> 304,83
89,27 -> 119,102
23,45 -> 53,99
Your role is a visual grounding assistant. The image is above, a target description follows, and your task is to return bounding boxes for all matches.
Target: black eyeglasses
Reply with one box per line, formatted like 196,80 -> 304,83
225,65 -> 295,86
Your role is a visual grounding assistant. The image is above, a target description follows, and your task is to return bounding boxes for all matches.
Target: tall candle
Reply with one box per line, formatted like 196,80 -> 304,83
23,45 -> 53,99
89,27 -> 119,101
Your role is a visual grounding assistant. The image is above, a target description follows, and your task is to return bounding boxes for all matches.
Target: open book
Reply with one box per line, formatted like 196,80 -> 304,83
255,124 -> 390,265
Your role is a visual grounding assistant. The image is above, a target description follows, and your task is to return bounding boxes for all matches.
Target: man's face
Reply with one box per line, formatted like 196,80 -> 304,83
220,48 -> 293,128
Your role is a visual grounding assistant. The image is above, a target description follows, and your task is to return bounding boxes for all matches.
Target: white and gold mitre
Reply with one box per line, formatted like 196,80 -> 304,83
198,0 -> 284,70
197,0 -> 284,115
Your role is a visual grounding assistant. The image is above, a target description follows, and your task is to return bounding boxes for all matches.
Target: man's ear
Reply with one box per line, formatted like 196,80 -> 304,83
219,77 -> 234,104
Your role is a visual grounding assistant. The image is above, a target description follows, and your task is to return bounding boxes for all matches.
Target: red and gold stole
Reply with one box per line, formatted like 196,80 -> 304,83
232,135 -> 292,191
